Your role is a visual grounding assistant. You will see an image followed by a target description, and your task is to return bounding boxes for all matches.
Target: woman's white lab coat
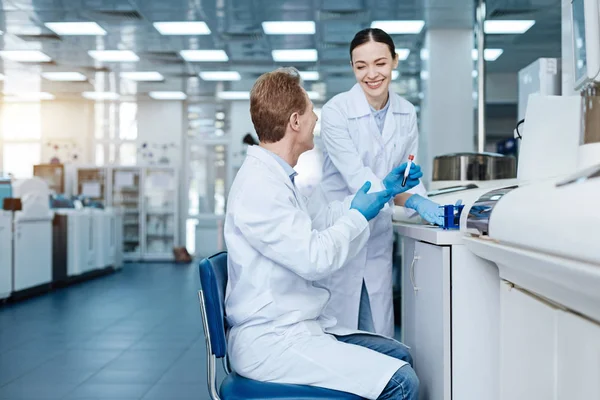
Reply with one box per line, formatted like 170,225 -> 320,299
224,145 -> 405,399
318,83 -> 426,337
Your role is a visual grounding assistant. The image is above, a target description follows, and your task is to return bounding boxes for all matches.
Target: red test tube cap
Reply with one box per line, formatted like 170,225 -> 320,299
408,154 -> 414,161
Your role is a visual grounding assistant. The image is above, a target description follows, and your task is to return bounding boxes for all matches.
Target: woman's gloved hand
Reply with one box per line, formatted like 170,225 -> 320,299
383,162 -> 423,196
404,194 -> 444,226
351,182 -> 392,221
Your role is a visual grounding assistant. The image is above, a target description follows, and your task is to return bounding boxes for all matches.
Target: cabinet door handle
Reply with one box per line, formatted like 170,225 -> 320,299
410,254 -> 421,292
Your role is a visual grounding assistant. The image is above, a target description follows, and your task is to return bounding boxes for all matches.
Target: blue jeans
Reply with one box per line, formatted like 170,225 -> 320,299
335,333 -> 419,400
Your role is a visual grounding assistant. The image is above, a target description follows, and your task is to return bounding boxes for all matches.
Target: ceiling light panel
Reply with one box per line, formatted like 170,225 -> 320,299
121,71 -> 164,81
472,49 -> 504,61
45,22 -> 106,35
484,20 -> 535,34
371,20 -> 425,34
82,92 -> 120,100
0,51 -> 51,62
217,91 -> 250,100
396,49 -> 410,60
3,92 -> 55,101
299,71 -> 319,81
262,21 -> 315,35
149,91 -> 187,100
180,50 -> 229,62
272,49 -> 318,62
88,50 -> 139,62
199,71 -> 241,81
154,21 -> 211,35
42,72 -> 87,81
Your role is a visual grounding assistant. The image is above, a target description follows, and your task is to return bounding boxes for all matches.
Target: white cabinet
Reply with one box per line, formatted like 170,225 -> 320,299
13,218 -> 52,291
499,281 -> 600,400
557,310 -> 600,400
499,282 -> 558,400
402,239 -> 451,400
400,229 -> 500,400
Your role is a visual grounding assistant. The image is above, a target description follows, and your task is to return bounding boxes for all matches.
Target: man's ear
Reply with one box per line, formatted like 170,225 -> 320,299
289,112 -> 300,132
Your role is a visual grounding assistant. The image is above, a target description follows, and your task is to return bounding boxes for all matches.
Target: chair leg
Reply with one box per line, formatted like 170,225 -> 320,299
198,290 -> 221,400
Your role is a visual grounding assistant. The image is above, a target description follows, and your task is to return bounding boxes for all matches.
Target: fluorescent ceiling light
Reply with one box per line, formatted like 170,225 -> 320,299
0,50 -> 51,62
121,71 -> 164,81
42,72 -> 87,81
88,50 -> 139,62
484,20 -> 535,34
272,49 -> 318,62
371,20 -> 425,34
82,92 -> 120,100
420,71 -> 429,80
472,48 -> 504,61
154,21 -> 211,35
45,22 -> 106,35
217,91 -> 250,100
392,71 -> 399,80
396,49 -> 410,60
180,50 -> 229,62
149,91 -> 187,100
262,21 -> 315,35
299,71 -> 319,81
199,71 -> 241,81
307,91 -> 320,100
3,92 -> 55,101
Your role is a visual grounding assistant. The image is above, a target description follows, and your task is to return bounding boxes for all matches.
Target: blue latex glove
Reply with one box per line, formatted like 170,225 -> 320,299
383,162 -> 423,196
404,194 -> 444,226
351,182 -> 393,221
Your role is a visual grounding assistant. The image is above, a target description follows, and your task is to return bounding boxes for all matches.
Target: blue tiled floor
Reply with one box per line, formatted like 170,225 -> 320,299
0,262 -> 404,400
0,263 -> 212,400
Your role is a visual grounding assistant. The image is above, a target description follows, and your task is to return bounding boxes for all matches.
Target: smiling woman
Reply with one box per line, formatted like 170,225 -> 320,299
316,27 -> 446,338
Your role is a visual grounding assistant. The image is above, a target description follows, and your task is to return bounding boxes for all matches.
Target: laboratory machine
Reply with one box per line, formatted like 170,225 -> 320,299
51,196 -> 95,280
0,209 -> 11,300
11,178 -> 53,295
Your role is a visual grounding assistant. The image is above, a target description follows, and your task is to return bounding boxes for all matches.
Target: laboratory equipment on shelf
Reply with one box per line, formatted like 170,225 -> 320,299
11,178 -> 53,294
75,167 -> 107,206
143,167 -> 178,261
111,167 -> 141,260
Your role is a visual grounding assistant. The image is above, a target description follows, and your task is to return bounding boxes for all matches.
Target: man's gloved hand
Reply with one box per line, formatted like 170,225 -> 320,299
351,182 -> 393,221
404,194 -> 444,226
383,162 -> 423,196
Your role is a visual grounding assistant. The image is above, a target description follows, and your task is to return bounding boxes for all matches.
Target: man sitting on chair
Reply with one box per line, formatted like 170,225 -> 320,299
223,67 -> 421,400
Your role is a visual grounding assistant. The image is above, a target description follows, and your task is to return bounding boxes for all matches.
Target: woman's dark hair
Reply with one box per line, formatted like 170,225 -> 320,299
350,28 -> 396,61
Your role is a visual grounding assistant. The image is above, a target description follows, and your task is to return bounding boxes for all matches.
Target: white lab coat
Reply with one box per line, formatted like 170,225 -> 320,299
224,145 -> 405,399
317,83 -> 427,337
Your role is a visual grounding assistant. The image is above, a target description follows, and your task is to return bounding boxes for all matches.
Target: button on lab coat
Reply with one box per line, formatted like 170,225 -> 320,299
318,83 -> 427,337
224,145 -> 405,399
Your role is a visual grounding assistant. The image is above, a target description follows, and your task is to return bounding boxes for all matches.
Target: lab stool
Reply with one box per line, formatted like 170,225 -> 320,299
198,252 -> 363,400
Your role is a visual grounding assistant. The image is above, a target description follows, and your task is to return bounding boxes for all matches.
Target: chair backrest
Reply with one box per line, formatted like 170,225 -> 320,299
198,251 -> 228,358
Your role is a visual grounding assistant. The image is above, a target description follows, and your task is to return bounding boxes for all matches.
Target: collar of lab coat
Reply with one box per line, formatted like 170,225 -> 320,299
246,145 -> 297,191
346,83 -> 409,118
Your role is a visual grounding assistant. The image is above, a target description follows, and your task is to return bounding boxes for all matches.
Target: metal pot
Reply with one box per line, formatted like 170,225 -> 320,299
432,152 -> 516,181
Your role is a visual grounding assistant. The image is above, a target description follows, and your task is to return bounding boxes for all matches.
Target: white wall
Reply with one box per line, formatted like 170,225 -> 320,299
136,101 -> 184,168
227,100 -> 254,169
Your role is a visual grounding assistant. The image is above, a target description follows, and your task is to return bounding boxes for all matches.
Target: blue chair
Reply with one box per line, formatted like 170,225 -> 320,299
198,251 -> 364,400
